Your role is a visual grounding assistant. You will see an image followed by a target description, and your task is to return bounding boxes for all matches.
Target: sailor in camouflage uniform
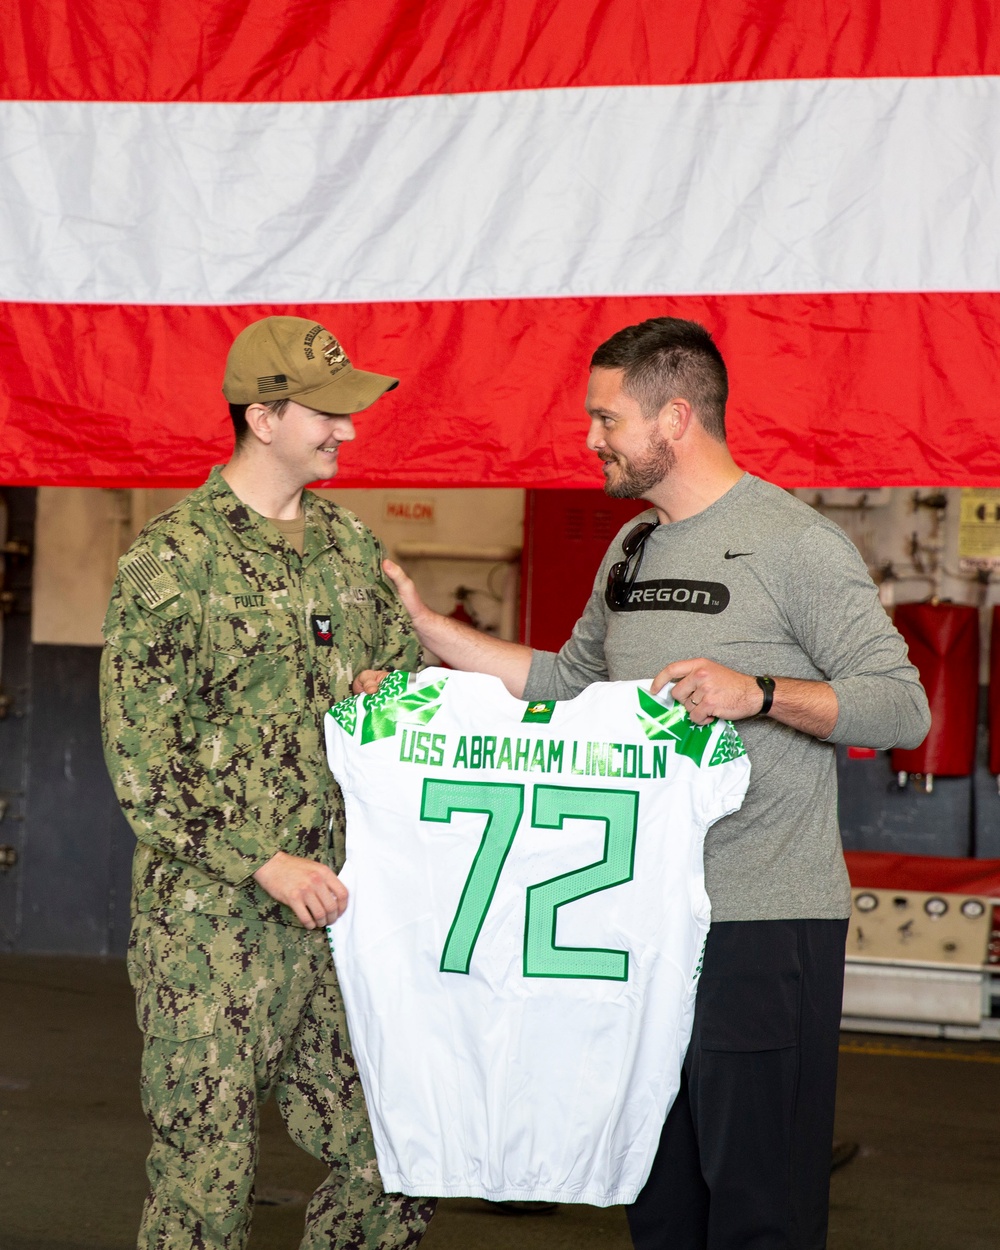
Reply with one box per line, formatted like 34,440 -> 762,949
100,316 -> 435,1249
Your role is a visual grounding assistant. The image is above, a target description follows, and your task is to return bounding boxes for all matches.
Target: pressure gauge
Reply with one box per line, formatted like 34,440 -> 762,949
855,893 -> 878,913
960,899 -> 986,919
924,897 -> 948,918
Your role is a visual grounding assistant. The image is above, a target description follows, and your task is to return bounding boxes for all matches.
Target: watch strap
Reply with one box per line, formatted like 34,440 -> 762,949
755,675 -> 775,716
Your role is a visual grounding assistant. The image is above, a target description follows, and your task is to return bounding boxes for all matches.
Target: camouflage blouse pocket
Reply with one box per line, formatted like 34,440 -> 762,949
317,583 -> 382,678
204,602 -> 303,720
210,599 -> 300,657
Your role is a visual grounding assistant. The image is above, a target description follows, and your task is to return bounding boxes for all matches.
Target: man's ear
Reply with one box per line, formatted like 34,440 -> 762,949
658,397 -> 694,441
245,402 -> 276,445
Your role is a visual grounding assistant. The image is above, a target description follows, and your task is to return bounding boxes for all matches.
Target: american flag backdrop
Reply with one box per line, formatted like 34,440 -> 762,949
0,0 -> 998,488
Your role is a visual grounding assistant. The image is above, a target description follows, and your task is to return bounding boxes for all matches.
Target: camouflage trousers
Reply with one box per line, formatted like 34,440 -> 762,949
127,910 -> 436,1250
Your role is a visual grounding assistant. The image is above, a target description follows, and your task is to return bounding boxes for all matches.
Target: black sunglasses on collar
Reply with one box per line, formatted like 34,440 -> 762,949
606,520 -> 658,608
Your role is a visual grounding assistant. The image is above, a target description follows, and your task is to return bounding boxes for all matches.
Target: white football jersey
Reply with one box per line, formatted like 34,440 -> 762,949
324,669 -> 749,1205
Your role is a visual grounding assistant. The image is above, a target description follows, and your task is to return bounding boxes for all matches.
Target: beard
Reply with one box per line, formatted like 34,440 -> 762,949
601,430 -> 676,498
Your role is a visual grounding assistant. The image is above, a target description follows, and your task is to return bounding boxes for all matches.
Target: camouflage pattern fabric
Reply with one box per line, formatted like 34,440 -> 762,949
100,467 -> 420,924
129,910 -> 436,1248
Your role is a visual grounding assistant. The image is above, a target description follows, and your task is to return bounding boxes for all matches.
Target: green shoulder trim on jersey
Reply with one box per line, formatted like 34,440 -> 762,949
708,721 -> 747,767
360,671 -> 447,745
120,549 -> 183,611
635,687 -> 713,767
328,696 -> 358,738
521,700 -> 556,724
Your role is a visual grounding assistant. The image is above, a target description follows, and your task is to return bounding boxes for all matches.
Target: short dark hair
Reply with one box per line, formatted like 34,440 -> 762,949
590,317 -> 729,442
229,398 -> 290,447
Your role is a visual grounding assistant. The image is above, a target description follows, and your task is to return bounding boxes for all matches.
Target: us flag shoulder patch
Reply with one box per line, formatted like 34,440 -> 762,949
120,550 -> 182,610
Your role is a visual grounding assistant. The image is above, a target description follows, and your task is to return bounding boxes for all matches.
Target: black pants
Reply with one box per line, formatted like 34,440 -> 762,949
627,919 -> 848,1250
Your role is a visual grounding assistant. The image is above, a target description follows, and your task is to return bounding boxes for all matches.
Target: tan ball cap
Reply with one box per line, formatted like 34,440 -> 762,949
222,316 -> 399,413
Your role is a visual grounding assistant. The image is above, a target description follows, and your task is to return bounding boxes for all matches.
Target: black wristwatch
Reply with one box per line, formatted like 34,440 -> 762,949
755,675 -> 775,716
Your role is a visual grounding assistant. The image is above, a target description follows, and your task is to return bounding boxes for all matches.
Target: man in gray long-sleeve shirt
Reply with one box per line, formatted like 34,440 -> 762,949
357,317 -> 930,1250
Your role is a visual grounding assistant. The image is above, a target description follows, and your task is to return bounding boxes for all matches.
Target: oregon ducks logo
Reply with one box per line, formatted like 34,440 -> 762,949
522,700 -> 556,724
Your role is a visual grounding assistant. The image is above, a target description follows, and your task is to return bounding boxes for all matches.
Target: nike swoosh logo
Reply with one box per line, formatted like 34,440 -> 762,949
724,550 -> 753,559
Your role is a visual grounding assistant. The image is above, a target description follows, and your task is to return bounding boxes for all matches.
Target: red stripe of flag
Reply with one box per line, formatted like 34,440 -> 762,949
3,0 -> 998,103
3,292 -> 998,489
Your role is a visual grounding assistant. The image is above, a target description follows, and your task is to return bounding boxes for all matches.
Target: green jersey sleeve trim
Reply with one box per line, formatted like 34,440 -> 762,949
360,672 -> 447,744
635,687 -> 745,768
329,696 -> 359,738
708,722 -> 747,766
328,672 -> 450,746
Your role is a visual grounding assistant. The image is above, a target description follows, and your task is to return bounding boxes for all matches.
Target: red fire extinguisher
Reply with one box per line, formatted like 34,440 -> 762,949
449,588 -> 478,628
891,601 -> 979,783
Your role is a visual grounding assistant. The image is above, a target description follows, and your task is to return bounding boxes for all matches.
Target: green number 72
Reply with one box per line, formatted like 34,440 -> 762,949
419,779 -> 639,981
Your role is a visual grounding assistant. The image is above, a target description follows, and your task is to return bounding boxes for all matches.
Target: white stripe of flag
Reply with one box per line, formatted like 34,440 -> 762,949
2,76 -> 998,306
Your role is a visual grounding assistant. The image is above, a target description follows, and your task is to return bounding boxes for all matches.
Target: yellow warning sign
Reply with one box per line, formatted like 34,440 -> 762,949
959,489 -> 1000,568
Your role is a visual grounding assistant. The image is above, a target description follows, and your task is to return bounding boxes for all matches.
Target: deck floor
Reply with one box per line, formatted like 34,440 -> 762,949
2,954 -> 998,1250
